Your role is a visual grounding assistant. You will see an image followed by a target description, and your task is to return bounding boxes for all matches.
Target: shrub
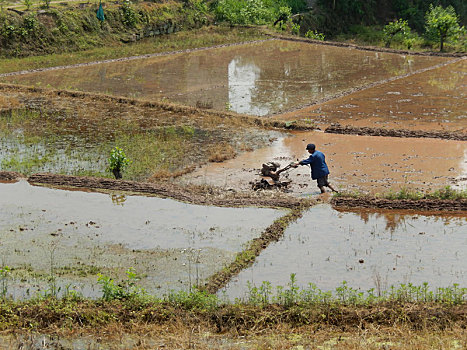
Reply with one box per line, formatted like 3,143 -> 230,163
383,18 -> 411,48
305,29 -> 325,40
425,4 -> 465,51
108,146 -> 131,179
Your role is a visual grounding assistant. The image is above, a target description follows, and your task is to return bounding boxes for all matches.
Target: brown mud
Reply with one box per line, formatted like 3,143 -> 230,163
332,196 -> 467,212
27,173 -> 309,209
325,124 -> 467,141
0,171 -> 23,183
181,130 -> 466,195
276,59 -> 466,133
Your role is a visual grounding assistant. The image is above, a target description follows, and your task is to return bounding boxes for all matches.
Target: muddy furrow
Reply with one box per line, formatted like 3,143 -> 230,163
0,171 -> 24,183
325,124 -> 467,141
26,173 -> 308,209
332,197 -> 467,212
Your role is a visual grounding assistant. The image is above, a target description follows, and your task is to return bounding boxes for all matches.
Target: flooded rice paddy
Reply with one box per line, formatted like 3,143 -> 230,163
223,204 -> 467,300
0,40 -> 450,116
180,130 -> 467,194
277,58 -> 466,132
0,38 -> 465,303
0,181 -> 284,298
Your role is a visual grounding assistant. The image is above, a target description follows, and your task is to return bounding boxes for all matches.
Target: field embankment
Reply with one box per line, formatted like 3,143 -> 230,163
0,1 -> 213,58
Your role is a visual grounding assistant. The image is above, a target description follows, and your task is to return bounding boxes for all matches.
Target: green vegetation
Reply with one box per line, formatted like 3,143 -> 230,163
0,26 -> 265,74
383,19 -> 411,48
214,0 -> 306,25
337,186 -> 467,200
305,29 -> 325,40
108,146 -> 131,179
0,271 -> 464,336
0,1 -> 213,58
425,4 -> 465,51
383,186 -> 467,200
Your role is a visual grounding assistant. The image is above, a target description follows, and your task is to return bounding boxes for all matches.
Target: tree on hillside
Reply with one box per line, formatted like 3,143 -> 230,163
383,18 -> 411,48
425,4 -> 464,51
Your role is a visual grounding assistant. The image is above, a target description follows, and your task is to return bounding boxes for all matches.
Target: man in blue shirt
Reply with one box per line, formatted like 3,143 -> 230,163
292,143 -> 338,194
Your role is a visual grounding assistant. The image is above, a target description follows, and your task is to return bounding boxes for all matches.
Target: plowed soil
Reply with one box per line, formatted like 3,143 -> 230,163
27,172 -> 308,209
325,124 -> 467,141
332,196 -> 467,211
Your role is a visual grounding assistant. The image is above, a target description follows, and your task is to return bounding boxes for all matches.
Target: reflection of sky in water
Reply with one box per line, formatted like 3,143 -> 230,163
228,57 -> 267,116
2,40 -> 451,117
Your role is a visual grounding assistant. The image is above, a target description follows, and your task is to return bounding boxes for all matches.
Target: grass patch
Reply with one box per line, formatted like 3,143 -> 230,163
382,186 -> 467,200
0,96 -> 277,180
336,186 -> 467,200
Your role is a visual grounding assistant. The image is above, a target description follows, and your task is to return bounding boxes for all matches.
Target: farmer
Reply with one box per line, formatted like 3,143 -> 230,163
292,143 -> 338,194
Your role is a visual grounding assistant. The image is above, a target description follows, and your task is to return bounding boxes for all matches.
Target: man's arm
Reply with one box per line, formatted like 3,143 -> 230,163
292,155 -> 313,167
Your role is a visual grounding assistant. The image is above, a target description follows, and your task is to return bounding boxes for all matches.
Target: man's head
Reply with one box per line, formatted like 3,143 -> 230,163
306,143 -> 316,153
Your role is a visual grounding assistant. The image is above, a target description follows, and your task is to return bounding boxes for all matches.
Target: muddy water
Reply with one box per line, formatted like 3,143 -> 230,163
179,130 -> 467,194
0,181 -> 284,299
222,204 -> 467,299
276,59 -> 466,132
0,40 -> 448,116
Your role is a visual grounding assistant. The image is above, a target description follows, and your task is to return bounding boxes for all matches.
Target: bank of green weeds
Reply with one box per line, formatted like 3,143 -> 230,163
0,1 -> 216,58
0,275 -> 465,332
337,186 -> 467,201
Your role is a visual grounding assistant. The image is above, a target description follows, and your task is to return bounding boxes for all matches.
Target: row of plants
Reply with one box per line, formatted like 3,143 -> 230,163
336,186 -> 467,201
1,264 -> 465,307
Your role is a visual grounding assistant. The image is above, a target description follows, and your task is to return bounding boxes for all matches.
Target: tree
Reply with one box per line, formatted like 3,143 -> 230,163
383,18 -> 411,48
425,4 -> 464,51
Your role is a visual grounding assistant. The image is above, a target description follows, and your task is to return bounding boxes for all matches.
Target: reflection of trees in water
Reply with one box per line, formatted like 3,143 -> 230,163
381,54 -> 415,77
427,65 -> 464,91
348,208 -> 465,233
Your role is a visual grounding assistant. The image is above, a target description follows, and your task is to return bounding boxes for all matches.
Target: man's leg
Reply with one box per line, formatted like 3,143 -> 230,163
327,183 -> 338,193
317,177 -> 326,193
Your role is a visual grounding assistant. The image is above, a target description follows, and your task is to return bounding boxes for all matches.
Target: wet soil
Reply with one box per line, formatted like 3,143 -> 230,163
27,173 -> 308,209
0,170 -> 23,183
332,196 -> 467,211
179,130 -> 467,195
276,59 -> 466,133
325,124 -> 467,141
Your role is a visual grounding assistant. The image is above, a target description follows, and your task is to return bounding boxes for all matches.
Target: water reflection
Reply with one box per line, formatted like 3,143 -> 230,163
1,40 -> 449,116
228,57 -> 266,115
223,204 -> 466,299
111,194 -> 126,206
337,207 -> 466,233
